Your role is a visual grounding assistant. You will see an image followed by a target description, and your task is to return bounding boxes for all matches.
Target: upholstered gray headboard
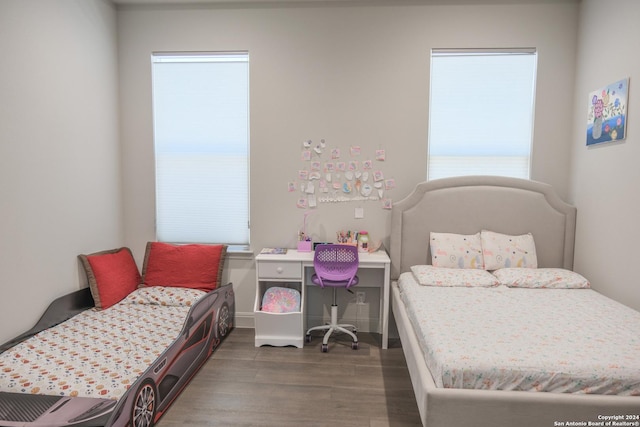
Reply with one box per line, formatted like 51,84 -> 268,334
390,176 -> 576,281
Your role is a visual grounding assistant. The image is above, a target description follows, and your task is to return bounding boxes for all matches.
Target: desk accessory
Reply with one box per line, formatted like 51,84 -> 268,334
298,211 -> 312,252
260,248 -> 287,255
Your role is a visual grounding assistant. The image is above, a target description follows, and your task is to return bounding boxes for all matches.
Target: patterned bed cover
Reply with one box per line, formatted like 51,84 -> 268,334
0,287 -> 206,401
397,272 -> 640,395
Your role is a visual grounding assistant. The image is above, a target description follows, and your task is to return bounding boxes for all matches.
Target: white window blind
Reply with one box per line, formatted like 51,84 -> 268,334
151,52 -> 249,245
428,48 -> 537,181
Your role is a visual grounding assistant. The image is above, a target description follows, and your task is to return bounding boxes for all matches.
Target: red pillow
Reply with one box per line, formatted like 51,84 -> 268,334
78,247 -> 141,310
142,242 -> 227,291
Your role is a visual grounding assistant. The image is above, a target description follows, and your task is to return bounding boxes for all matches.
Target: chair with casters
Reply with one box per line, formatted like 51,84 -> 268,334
305,244 -> 359,352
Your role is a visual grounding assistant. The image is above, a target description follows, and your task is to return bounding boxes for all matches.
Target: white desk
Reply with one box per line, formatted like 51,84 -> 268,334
254,249 -> 391,349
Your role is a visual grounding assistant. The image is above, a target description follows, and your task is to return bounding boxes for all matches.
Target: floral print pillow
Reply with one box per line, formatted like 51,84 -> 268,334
410,265 -> 499,287
121,286 -> 206,307
481,230 -> 538,270
493,268 -> 590,289
430,232 -> 484,269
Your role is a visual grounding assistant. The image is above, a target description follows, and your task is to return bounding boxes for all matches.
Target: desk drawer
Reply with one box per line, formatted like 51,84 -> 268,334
258,261 -> 302,279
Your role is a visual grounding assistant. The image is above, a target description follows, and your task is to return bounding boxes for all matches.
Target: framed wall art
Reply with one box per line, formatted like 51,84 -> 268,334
586,78 -> 629,146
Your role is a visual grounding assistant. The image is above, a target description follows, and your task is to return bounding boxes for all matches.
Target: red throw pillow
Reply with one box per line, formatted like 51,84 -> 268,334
78,247 -> 141,310
142,242 -> 227,291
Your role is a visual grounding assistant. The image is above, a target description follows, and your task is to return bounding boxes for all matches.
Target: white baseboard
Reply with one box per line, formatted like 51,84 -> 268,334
233,311 -> 387,335
234,311 -> 255,328
306,315 -> 378,333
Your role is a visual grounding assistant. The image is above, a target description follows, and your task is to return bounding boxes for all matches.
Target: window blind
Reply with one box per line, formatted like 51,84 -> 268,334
151,52 -> 249,245
428,48 -> 537,181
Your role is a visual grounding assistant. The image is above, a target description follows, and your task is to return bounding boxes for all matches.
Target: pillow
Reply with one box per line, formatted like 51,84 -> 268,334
142,242 -> 227,291
120,286 -> 207,307
430,232 -> 483,269
78,247 -> 141,310
410,265 -> 499,287
493,268 -> 590,289
481,230 -> 538,270
261,287 -> 301,313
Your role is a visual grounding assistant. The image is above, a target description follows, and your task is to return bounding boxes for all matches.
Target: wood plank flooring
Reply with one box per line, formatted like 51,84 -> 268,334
157,328 -> 422,427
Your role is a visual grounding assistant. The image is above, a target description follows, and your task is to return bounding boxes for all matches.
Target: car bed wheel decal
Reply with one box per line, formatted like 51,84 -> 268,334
132,381 -> 156,427
218,304 -> 230,337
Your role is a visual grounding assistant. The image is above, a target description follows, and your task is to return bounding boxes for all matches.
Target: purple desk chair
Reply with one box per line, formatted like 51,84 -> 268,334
305,244 -> 359,352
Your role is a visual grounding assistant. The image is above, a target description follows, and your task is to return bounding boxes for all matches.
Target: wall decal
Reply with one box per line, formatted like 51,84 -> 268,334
291,138 -> 395,208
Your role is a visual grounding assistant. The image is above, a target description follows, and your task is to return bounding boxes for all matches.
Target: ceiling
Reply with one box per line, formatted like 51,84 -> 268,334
111,0 -> 566,5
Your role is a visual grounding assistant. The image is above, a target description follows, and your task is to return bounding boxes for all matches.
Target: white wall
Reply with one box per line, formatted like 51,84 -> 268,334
570,0 -> 640,311
5,0 -> 639,343
0,0 -> 122,343
117,1 -> 579,324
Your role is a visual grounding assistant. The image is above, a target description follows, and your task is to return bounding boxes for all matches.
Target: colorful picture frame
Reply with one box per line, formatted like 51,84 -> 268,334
586,78 -> 629,146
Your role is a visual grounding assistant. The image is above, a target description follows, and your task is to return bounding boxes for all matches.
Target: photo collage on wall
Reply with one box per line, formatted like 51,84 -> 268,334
288,139 -> 394,210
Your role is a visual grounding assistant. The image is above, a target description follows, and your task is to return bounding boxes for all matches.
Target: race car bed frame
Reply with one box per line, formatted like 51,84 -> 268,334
0,283 -> 234,427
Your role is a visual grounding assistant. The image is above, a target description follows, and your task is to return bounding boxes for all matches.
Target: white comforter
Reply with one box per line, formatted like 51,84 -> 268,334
398,272 -> 640,395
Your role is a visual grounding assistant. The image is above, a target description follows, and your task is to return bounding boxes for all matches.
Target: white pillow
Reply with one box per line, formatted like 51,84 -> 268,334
493,268 -> 590,289
481,230 -> 538,270
411,265 -> 499,287
430,232 -> 484,269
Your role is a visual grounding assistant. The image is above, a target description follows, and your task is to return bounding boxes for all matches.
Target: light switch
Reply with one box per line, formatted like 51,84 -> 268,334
355,207 -> 364,219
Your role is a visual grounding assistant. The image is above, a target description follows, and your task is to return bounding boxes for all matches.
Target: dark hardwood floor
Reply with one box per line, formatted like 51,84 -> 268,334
157,327 -> 422,427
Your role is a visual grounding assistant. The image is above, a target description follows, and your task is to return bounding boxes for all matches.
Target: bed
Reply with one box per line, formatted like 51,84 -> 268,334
390,176 -> 640,427
0,242 -> 235,427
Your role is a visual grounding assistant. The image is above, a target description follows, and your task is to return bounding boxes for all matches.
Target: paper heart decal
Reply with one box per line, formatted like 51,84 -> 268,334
345,171 -> 354,181
374,181 -> 383,188
362,172 -> 369,181
355,171 -> 362,179
361,183 -> 373,197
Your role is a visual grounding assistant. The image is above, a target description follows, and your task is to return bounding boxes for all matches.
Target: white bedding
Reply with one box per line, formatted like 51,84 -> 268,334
397,271 -> 640,395
0,287 -> 206,401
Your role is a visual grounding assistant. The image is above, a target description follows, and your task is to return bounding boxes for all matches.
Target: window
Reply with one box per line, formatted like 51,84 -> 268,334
427,48 -> 537,180
151,52 -> 249,246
